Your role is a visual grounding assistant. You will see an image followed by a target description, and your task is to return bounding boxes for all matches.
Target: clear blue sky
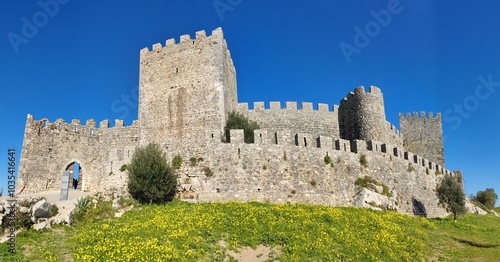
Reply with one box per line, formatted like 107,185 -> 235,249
1,1 -> 499,205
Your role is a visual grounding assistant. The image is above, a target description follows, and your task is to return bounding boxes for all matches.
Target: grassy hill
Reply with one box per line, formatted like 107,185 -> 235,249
1,200 -> 499,261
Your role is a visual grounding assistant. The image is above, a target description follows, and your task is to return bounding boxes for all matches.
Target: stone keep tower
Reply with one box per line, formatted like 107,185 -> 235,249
138,28 -> 237,149
399,112 -> 445,166
339,86 -> 388,142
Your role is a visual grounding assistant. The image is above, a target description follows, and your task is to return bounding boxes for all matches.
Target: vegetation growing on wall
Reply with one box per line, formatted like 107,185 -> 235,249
224,111 -> 260,143
355,176 -> 392,197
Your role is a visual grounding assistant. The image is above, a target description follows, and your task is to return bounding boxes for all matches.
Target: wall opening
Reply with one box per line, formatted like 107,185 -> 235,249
274,132 -> 278,144
65,162 -> 83,191
294,134 -> 299,146
316,137 -> 321,148
303,137 -> 307,147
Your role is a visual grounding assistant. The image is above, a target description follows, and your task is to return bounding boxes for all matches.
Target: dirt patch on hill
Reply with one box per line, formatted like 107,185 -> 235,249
218,240 -> 281,261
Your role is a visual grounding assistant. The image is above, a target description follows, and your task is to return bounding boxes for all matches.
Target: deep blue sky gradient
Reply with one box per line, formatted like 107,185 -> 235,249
1,1 -> 498,204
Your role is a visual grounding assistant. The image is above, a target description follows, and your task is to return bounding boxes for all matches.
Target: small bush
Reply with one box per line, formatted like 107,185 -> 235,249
172,155 -> 182,169
474,188 -> 498,210
324,154 -> 332,165
355,176 -> 392,197
50,204 -> 59,217
203,167 -> 213,177
310,179 -> 317,187
262,165 -> 267,170
407,163 -> 415,172
128,143 -> 178,204
426,167 -> 430,175
73,197 -> 91,222
224,111 -> 260,143
1,210 -> 33,232
120,164 -> 128,172
359,154 -> 368,168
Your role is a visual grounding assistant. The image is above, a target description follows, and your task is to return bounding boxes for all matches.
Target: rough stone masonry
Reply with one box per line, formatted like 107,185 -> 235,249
17,27 -> 460,217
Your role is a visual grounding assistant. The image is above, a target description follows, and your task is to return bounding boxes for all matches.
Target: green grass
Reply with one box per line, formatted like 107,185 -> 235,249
0,201 -> 499,261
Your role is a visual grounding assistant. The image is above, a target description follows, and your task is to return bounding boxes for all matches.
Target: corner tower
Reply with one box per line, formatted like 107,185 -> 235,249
339,86 -> 388,142
399,112 -> 444,166
138,28 -> 237,150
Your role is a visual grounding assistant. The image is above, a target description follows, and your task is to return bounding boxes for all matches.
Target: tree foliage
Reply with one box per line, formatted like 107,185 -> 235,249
474,188 -> 498,210
436,174 -> 466,221
224,111 -> 260,143
127,143 -> 177,204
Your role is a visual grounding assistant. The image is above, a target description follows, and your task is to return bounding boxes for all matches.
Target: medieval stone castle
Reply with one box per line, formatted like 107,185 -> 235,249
18,28 -> 459,217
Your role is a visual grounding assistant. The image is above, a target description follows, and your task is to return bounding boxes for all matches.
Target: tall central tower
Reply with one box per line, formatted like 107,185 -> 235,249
138,28 -> 237,150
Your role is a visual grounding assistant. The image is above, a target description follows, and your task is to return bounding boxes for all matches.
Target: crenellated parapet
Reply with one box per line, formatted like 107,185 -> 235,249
140,28 -> 225,56
237,101 -> 340,139
237,101 -> 338,112
25,114 -> 138,137
223,128 -> 453,175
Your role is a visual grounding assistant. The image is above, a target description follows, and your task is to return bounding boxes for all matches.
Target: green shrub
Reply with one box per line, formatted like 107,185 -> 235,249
408,163 -> 415,172
73,197 -> 91,222
324,154 -> 332,165
426,167 -> 430,175
310,179 -> 317,187
127,143 -> 178,204
50,204 -> 59,217
172,155 -> 182,169
203,166 -> 214,177
1,210 -> 33,232
474,188 -> 498,210
120,164 -> 128,172
359,154 -> 368,168
355,176 -> 392,197
224,111 -> 260,143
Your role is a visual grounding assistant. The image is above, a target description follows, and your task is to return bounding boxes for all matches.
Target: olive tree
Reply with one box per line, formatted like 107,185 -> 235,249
436,174 -> 466,221
127,143 -> 177,204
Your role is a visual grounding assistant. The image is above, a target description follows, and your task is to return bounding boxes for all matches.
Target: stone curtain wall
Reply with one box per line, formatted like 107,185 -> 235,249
138,28 -> 237,151
177,129 -> 453,218
237,102 -> 340,139
18,114 -> 139,194
399,112 -> 445,166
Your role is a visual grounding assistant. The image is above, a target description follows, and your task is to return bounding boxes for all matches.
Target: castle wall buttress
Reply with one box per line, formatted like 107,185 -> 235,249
138,28 -> 237,151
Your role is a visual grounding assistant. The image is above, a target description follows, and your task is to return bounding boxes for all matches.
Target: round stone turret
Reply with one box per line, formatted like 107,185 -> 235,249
339,86 -> 388,142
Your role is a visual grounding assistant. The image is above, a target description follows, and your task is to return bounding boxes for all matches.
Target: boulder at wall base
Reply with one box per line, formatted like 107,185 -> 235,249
50,200 -> 76,225
32,199 -> 52,218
